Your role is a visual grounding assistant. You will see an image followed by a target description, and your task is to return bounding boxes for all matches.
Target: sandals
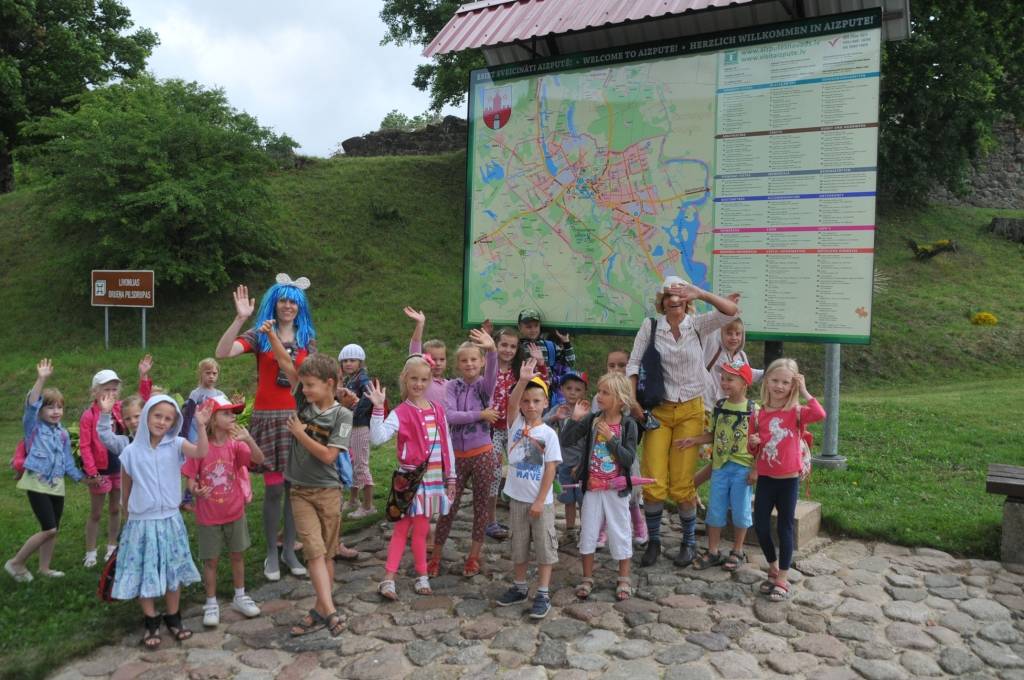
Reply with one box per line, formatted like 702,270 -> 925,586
575,577 -> 595,599
768,580 -> 790,602
759,567 -> 781,594
290,608 -> 327,636
463,555 -> 481,577
326,612 -> 344,637
427,554 -> 442,578
141,615 -> 162,649
692,551 -> 724,570
163,612 -> 192,642
723,551 -> 746,571
485,522 -> 509,540
414,575 -> 433,595
616,578 -> 633,602
378,580 -> 399,601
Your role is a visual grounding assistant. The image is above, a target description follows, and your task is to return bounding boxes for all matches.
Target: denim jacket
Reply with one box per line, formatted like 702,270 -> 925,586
22,394 -> 84,484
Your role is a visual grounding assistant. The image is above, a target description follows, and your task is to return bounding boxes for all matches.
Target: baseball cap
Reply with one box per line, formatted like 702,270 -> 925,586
91,370 -> 121,388
560,370 -> 588,387
721,358 -> 754,386
205,395 -> 245,414
518,308 -> 542,323
526,376 -> 550,397
337,344 -> 366,361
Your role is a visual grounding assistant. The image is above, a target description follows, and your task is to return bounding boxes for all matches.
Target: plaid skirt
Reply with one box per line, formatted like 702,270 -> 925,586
249,409 -> 294,473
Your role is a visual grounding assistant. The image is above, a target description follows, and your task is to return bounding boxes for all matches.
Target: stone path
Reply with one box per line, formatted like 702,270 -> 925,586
50,506 -> 1024,680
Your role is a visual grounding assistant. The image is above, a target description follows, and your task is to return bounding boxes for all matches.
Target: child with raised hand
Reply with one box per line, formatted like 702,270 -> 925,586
337,343 -> 375,519
6,359 -> 86,582
496,358 -> 562,619
704,318 -> 764,402
182,396 -> 265,628
405,306 -> 448,403
484,325 -> 519,540
80,355 -> 153,568
368,355 -> 457,600
112,395 -> 212,650
749,359 -> 825,602
547,371 -> 589,543
676,360 -> 758,572
260,320 -> 350,638
560,373 -> 639,601
430,328 -> 499,577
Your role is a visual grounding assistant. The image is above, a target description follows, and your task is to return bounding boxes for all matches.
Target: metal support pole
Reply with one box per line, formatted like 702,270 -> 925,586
104,307 -> 109,351
813,343 -> 847,469
141,308 -> 147,349
763,341 -> 784,367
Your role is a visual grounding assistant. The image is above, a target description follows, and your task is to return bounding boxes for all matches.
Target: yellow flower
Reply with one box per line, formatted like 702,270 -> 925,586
971,311 -> 998,326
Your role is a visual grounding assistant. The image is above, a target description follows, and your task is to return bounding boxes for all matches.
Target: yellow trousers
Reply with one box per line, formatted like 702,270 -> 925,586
640,398 -> 705,506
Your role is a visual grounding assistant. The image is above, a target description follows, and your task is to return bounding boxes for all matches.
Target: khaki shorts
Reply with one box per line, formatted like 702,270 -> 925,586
290,485 -> 342,560
509,499 -> 558,566
196,516 -> 251,560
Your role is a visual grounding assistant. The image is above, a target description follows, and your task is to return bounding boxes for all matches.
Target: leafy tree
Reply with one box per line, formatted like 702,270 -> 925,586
18,76 -> 287,292
879,1 -> 1023,200
0,0 -> 156,193
380,0 -> 484,111
379,108 -> 444,131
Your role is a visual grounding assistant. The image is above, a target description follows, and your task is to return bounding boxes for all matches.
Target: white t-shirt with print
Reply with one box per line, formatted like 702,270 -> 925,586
504,415 -> 562,505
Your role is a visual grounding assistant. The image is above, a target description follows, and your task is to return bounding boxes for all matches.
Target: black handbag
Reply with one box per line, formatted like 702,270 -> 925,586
636,317 -> 665,410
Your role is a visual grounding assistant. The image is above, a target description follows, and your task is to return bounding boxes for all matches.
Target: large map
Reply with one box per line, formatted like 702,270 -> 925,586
466,53 -> 717,331
465,11 -> 881,341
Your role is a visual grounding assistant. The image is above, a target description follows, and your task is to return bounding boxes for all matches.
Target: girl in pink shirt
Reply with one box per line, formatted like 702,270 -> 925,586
749,358 -> 825,602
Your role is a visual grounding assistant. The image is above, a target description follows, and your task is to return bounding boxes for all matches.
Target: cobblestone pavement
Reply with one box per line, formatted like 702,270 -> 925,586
51,505 -> 1024,680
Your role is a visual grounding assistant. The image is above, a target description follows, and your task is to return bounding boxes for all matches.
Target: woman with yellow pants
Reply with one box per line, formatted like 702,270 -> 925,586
627,276 -> 738,567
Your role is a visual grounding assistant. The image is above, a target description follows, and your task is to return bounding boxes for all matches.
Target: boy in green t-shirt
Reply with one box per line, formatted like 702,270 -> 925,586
675,359 -> 756,571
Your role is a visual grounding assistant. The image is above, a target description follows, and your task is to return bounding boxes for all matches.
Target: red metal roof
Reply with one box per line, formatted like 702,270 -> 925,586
424,0 -> 756,56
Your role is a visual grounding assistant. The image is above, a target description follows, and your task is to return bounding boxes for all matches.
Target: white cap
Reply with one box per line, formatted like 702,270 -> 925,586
661,275 -> 688,290
337,344 -> 366,361
91,369 -> 121,388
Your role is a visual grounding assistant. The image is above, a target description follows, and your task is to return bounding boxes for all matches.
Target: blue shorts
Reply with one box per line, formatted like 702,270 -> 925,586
556,463 -> 582,505
706,461 -> 753,529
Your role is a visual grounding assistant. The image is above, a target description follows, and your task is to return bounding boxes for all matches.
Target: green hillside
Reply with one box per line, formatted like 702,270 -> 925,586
0,151 -> 1021,419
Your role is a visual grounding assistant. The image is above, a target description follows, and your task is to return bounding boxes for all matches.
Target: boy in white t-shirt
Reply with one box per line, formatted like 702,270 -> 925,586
497,358 -> 562,619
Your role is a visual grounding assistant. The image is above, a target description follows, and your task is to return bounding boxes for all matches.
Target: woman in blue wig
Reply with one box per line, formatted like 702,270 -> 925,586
216,274 -> 317,581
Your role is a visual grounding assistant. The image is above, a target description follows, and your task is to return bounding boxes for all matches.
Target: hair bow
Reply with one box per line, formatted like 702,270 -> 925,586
275,273 -> 311,290
420,353 -> 437,368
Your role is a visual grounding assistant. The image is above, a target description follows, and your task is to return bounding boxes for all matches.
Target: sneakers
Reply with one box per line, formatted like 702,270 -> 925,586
529,593 -> 551,619
342,499 -> 360,515
231,594 -> 261,618
104,544 -> 117,561
203,603 -> 220,627
263,558 -> 281,582
640,540 -> 661,567
4,560 -> 32,583
348,506 -> 374,519
495,586 -> 529,607
83,550 -> 98,568
38,569 -> 65,578
563,526 -> 579,544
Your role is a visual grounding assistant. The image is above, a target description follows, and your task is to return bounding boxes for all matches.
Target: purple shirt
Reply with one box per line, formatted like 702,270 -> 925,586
445,351 -> 498,452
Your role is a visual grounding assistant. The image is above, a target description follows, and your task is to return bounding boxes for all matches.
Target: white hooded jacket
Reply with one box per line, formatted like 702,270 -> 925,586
120,395 -> 189,521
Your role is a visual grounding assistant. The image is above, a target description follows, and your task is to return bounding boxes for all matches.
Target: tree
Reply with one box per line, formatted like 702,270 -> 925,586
879,1 -> 1024,200
0,0 -> 156,193
379,108 -> 444,131
18,76 -> 287,292
380,0 -> 484,111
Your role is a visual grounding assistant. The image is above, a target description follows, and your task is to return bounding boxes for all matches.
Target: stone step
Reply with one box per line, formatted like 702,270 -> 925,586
719,499 -> 821,549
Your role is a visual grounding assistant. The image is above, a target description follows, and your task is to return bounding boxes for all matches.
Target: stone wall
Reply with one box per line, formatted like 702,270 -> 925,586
340,116 -> 468,157
929,120 -> 1024,209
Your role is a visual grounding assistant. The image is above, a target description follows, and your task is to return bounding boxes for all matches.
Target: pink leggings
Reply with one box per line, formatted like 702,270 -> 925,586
385,515 -> 430,574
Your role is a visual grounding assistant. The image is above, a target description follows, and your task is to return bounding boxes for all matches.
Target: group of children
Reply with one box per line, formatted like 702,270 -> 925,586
6,293 -> 823,645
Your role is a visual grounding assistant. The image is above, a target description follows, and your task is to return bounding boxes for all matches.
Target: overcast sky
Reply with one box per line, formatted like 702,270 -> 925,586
122,1 -> 463,157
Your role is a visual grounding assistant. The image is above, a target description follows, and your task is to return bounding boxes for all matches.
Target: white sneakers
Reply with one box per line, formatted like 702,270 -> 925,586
83,550 -> 98,568
204,595 -> 260,627
348,506 -> 374,519
104,544 -> 117,561
203,603 -> 220,627
263,558 -> 281,582
38,569 -> 65,578
4,560 -> 32,583
232,594 -> 261,618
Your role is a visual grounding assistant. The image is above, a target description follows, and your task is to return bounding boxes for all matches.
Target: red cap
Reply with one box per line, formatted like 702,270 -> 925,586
721,359 -> 753,386
204,395 -> 245,414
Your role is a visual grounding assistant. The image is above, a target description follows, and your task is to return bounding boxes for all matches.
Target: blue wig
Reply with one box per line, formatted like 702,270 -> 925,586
253,283 -> 316,352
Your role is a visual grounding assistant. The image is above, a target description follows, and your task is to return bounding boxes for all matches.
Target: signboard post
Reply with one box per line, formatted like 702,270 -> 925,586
91,270 -> 155,349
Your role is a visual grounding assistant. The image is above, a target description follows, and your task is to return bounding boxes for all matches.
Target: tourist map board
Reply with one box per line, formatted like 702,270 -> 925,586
464,10 -> 880,343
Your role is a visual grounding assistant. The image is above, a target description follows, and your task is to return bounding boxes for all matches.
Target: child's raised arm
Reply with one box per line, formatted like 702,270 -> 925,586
137,354 -> 154,400
506,358 -> 538,427
28,358 -> 52,405
181,401 -> 213,459
404,306 -> 426,355
367,380 -> 398,446
259,319 -> 299,387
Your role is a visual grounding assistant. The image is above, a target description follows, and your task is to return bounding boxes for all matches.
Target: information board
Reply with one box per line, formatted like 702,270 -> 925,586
464,10 -> 880,343
91,270 -> 155,308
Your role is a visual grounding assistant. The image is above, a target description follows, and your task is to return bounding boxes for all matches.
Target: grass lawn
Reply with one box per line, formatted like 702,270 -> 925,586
2,378 -> 1022,678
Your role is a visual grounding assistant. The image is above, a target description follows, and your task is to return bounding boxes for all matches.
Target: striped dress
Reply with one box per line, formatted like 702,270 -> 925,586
370,401 -> 456,519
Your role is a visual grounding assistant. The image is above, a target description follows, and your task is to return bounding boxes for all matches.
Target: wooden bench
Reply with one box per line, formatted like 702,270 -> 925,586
986,464 -> 1024,564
